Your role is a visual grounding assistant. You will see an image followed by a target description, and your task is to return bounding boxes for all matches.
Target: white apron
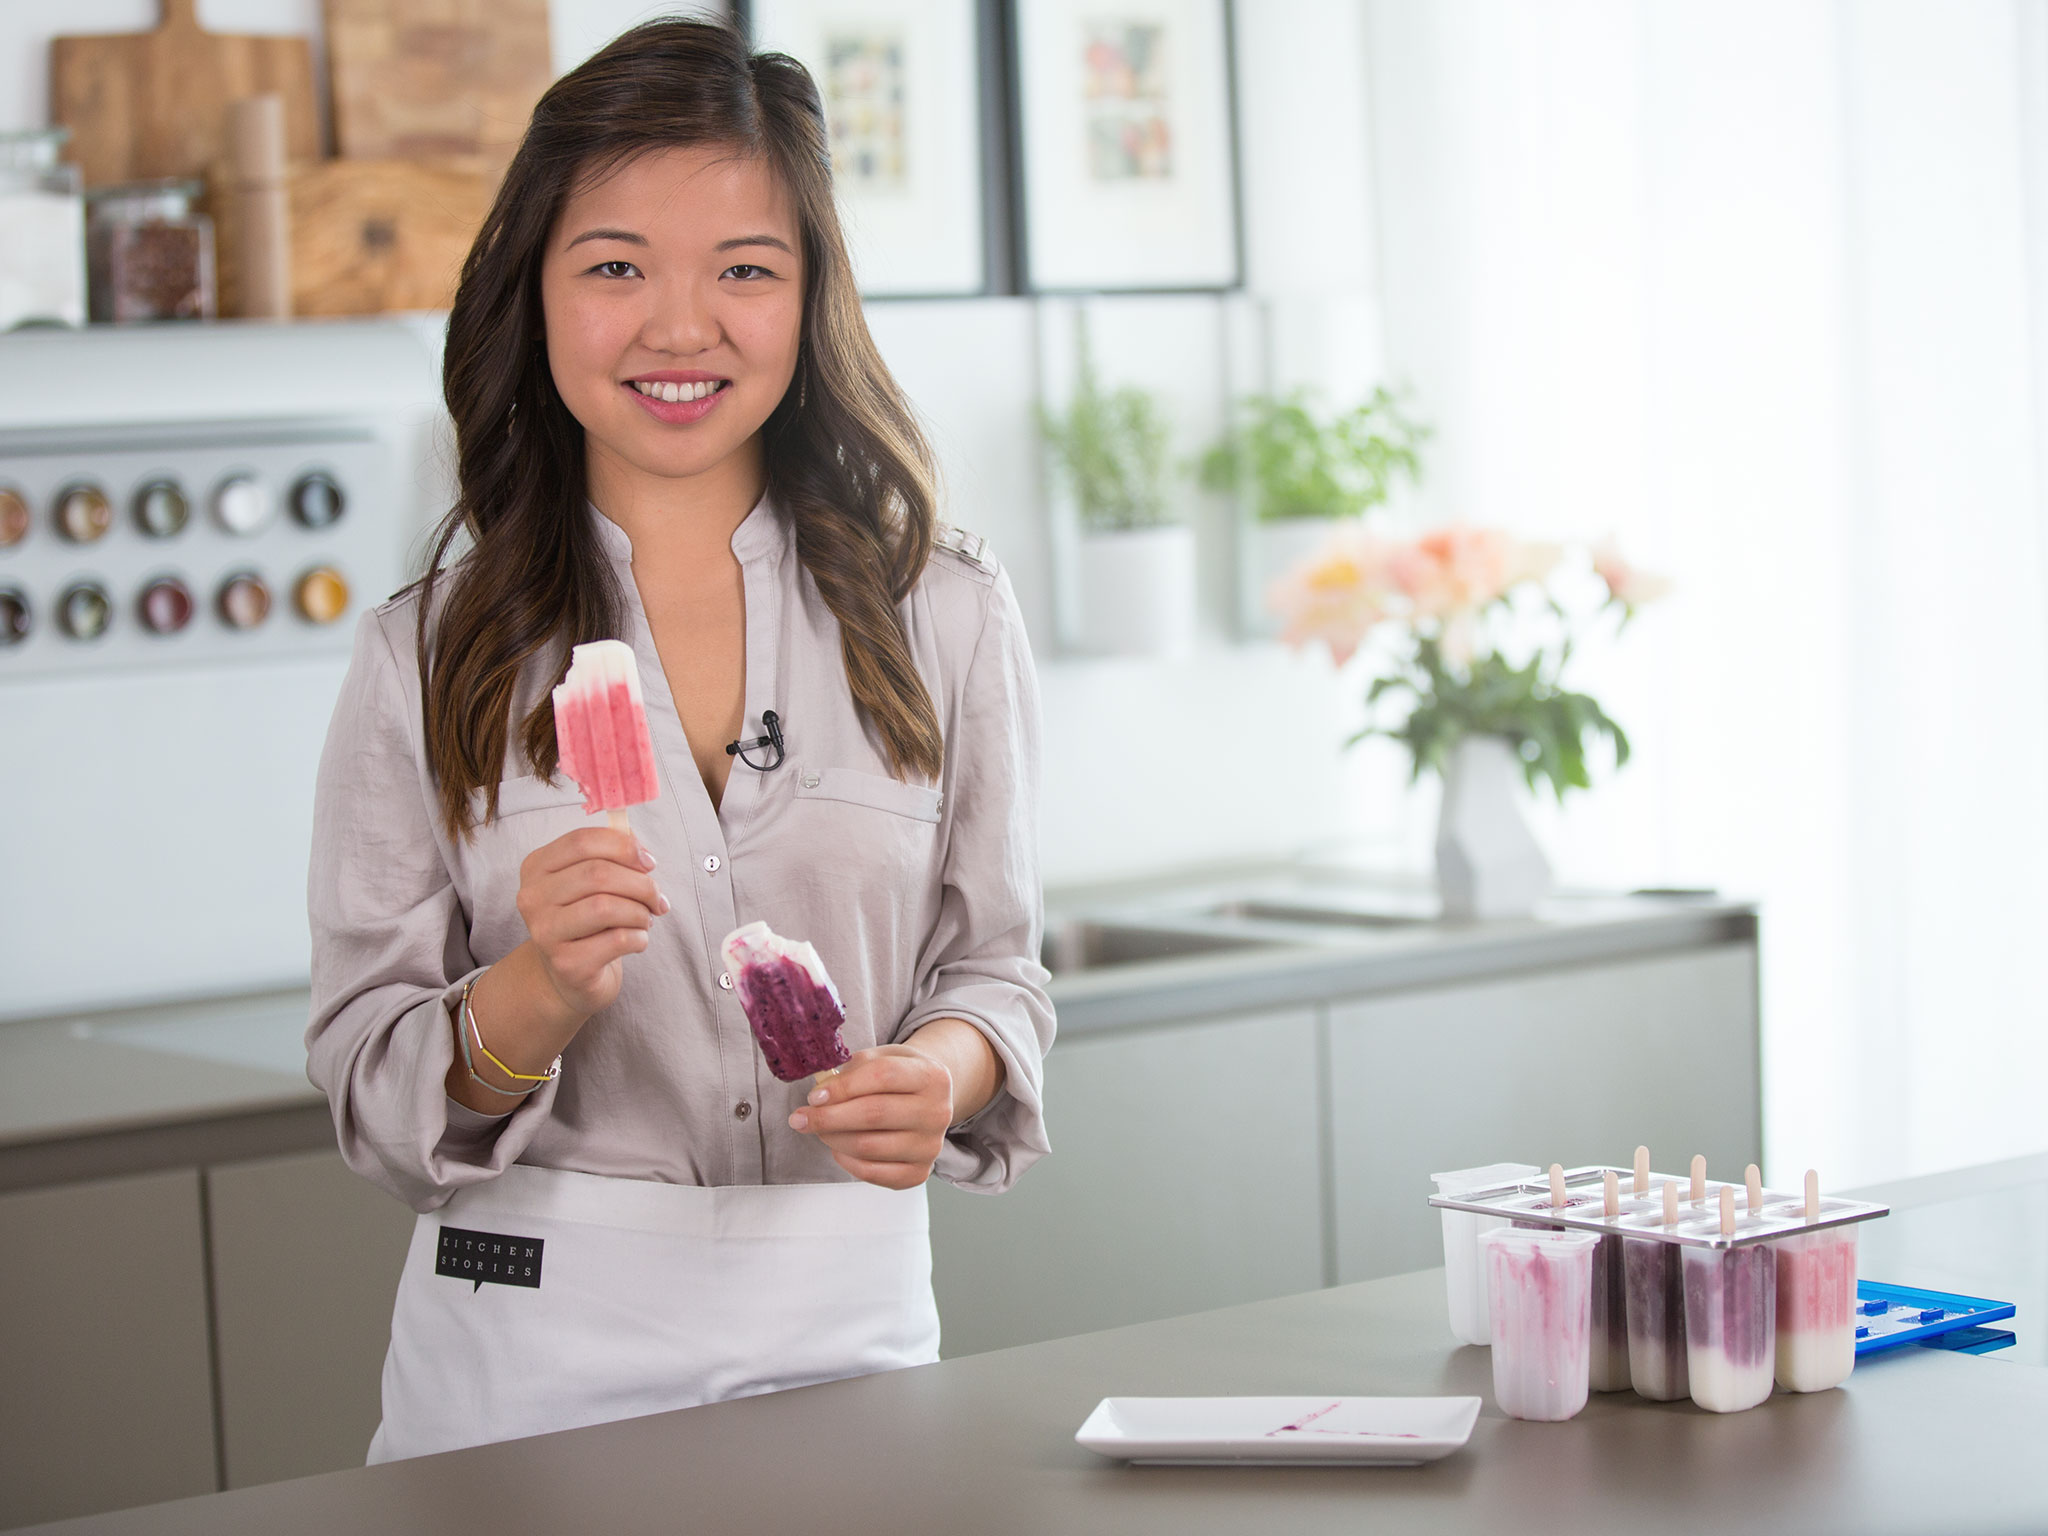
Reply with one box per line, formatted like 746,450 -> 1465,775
366,1164 -> 941,1462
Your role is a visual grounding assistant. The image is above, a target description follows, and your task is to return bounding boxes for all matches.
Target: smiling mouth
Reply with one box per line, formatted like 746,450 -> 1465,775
630,379 -> 731,403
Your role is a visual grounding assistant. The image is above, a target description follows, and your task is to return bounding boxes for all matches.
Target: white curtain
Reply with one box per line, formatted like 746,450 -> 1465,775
1357,0 -> 2048,1185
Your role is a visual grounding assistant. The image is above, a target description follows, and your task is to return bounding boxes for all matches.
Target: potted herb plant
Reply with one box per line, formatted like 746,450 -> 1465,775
1268,525 -> 1670,918
1201,387 -> 1428,633
1039,321 -> 1194,658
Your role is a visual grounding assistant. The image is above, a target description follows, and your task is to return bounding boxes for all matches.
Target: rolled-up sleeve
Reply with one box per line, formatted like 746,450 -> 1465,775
895,568 -> 1055,1193
305,608 -> 557,1212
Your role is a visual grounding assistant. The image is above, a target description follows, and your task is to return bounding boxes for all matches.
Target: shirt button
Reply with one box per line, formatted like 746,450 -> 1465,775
702,855 -> 721,874
718,971 -> 733,990
734,1101 -> 752,1120
800,770 -> 821,789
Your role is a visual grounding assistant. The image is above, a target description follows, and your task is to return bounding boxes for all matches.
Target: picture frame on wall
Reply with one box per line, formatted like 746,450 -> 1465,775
1013,0 -> 1242,292
743,0 -> 990,297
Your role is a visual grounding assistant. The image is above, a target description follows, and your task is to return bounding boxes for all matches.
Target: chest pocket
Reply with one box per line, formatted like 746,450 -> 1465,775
793,766 -> 941,822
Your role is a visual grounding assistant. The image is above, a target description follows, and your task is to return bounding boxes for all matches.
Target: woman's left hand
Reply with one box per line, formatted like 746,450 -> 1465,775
788,1044 -> 957,1189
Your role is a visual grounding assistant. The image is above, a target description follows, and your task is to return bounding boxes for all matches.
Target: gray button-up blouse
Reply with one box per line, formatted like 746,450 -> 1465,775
305,498 -> 1053,1212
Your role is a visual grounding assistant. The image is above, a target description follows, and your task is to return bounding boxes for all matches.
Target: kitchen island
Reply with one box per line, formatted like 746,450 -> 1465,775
15,1192 -> 2043,1536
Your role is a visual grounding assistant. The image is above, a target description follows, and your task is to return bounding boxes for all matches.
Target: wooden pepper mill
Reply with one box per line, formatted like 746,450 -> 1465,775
226,93 -> 291,319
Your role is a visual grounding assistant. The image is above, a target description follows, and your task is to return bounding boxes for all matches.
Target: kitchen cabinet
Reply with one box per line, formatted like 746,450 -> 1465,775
207,1150 -> 414,1488
1326,943 -> 1762,1283
0,1169 -> 218,1529
928,1006 -> 1325,1356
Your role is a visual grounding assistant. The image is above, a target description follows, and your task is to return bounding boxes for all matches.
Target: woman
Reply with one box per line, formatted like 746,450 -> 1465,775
306,18 -> 1052,1461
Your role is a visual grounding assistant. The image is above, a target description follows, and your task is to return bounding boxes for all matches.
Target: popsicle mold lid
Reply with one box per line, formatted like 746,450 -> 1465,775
1431,1162 -> 1541,1194
1430,1165 -> 1889,1250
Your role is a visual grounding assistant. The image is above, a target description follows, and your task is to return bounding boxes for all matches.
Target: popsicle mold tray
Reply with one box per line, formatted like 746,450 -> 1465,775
1427,1166 -> 1889,1249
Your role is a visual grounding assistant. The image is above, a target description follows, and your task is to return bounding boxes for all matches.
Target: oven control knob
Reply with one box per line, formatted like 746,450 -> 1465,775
0,586 -> 29,646
212,475 -> 272,536
290,471 -> 346,529
134,479 -> 191,539
294,565 -> 350,624
217,571 -> 272,630
55,484 -> 113,544
57,580 -> 112,640
138,576 -> 195,634
0,487 -> 28,548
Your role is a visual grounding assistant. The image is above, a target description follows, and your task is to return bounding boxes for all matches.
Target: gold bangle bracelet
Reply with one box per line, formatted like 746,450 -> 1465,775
461,977 -> 561,1086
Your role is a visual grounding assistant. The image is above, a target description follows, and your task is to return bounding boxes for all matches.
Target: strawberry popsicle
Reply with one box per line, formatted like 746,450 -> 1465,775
552,639 -> 661,830
722,921 -> 853,1083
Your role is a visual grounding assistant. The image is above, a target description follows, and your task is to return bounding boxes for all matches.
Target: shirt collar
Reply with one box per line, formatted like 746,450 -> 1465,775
587,490 -> 789,568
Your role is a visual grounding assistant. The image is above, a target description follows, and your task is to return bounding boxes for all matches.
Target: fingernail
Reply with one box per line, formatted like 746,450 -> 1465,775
657,893 -> 671,915
638,846 -> 657,870
807,1087 -> 828,1106
788,1112 -> 809,1131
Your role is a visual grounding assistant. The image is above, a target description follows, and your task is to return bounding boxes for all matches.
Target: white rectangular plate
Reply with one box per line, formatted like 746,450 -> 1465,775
1075,1396 -> 1482,1466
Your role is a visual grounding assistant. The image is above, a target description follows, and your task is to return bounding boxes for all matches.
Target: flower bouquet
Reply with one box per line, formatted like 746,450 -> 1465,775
1268,524 -> 1669,917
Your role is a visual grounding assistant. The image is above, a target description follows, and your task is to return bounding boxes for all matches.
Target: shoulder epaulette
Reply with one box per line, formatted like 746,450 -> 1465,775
931,523 -> 998,575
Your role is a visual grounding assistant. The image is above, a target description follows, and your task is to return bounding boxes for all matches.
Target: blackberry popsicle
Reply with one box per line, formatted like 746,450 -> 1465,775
723,921 -> 854,1084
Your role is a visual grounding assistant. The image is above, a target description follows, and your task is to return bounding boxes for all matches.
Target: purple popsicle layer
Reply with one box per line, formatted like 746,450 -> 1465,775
1623,1235 -> 1690,1401
1589,1233 -> 1632,1392
1683,1243 -> 1777,1413
722,921 -> 853,1082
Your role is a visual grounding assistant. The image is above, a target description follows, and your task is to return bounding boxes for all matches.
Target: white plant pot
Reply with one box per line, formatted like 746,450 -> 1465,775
1074,524 -> 1197,659
1435,736 -> 1553,921
1242,517 -> 1355,636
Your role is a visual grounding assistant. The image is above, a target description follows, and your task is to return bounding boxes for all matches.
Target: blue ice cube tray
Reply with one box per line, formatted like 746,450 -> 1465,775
1854,1281 -> 2016,1356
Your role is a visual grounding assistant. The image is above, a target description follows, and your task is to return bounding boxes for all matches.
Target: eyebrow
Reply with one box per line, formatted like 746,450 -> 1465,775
563,229 -> 797,256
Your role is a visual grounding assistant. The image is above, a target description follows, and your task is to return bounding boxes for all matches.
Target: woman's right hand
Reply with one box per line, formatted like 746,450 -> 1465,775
516,826 -> 670,1023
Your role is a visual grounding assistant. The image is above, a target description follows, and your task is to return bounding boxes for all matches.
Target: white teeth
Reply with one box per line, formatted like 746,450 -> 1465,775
633,379 -> 725,403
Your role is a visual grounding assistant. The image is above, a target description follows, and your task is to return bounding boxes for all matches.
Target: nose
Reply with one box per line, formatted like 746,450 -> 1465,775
639,273 -> 720,356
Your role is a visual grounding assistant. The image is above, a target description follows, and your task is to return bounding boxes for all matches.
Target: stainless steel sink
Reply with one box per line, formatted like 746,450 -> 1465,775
1039,920 -> 1282,976
1199,898 -> 1429,930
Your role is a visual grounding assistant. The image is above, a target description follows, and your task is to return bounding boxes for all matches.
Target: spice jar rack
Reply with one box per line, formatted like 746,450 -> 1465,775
0,422 -> 396,677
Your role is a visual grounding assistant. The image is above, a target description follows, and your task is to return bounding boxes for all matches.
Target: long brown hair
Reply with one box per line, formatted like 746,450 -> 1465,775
419,17 -> 944,839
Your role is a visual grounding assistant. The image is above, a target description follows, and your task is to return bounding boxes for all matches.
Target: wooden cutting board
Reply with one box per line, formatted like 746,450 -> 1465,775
51,0 -> 321,188
324,0 -> 553,173
211,159 -> 498,317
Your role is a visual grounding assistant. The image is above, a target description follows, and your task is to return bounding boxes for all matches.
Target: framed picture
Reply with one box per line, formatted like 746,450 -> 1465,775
744,0 -> 991,296
1013,0 -> 1242,291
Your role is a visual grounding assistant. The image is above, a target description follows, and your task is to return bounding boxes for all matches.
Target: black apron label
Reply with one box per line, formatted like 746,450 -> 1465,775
435,1225 -> 544,1291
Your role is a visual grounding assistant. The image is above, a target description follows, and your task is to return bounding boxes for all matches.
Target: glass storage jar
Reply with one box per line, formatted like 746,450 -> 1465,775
0,128 -> 86,330
86,179 -> 217,323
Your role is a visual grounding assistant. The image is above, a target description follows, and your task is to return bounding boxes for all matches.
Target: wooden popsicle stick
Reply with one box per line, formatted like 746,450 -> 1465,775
1805,1169 -> 1820,1223
813,1066 -> 841,1087
1663,1182 -> 1679,1226
1720,1186 -> 1735,1237
607,809 -> 631,833
1690,1154 -> 1706,1205
1746,1164 -> 1763,1214
1549,1163 -> 1566,1209
1603,1170 -> 1619,1218
1633,1145 -> 1650,1195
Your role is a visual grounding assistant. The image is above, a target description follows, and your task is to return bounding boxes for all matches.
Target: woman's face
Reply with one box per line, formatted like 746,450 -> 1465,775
540,145 -> 805,494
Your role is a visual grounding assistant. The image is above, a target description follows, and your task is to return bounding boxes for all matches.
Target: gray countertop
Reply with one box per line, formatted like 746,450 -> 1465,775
0,867 -> 1756,1186
17,1223 -> 2041,1536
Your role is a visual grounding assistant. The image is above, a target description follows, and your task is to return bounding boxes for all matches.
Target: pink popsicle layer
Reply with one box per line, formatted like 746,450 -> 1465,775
553,639 -> 660,814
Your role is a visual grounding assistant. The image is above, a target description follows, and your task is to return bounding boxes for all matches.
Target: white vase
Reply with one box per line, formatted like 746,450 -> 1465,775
1240,516 -> 1353,637
1435,736 -> 1553,921
1074,524 -> 1197,658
